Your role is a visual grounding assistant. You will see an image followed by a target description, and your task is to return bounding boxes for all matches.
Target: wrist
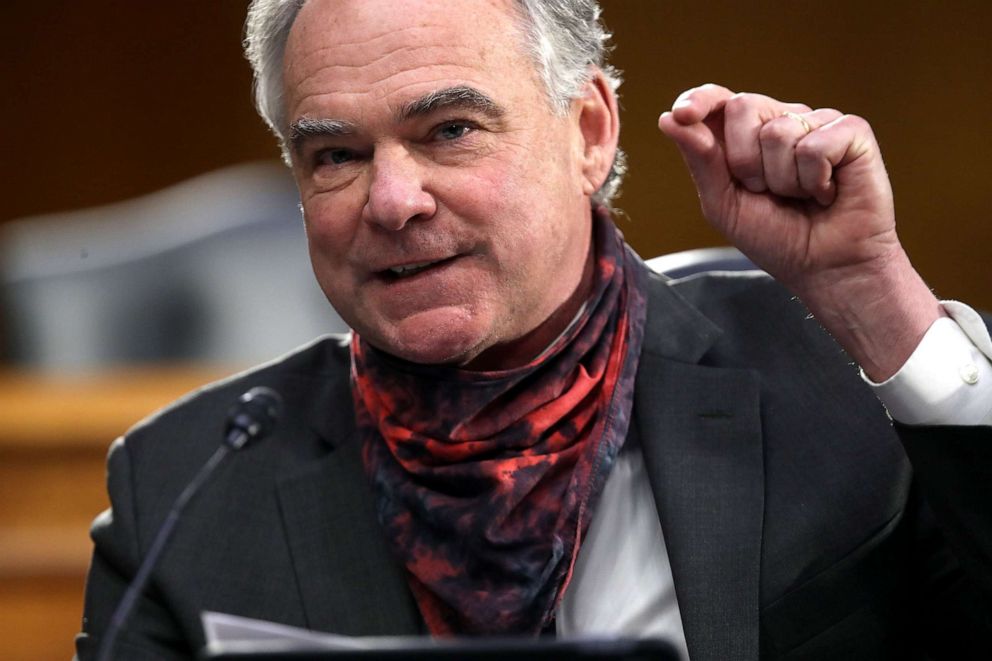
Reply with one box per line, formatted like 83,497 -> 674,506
795,250 -> 945,381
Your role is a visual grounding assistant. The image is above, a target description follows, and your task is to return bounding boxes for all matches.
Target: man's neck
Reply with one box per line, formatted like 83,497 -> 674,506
462,245 -> 597,372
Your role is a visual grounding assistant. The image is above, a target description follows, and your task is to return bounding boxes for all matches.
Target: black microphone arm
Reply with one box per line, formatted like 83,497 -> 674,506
95,387 -> 283,661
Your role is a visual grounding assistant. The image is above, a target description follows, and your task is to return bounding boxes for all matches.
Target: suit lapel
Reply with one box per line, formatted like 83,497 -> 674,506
275,371 -> 422,636
634,274 -> 764,661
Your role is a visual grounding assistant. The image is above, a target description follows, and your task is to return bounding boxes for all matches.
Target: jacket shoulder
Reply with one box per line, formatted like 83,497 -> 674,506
125,334 -> 350,442
111,334 -> 354,514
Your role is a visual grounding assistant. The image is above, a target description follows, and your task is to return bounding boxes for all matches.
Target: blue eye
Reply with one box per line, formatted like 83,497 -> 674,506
317,149 -> 353,166
437,123 -> 471,140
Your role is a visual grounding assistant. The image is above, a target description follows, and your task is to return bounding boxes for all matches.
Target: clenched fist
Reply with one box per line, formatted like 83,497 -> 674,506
658,84 -> 943,380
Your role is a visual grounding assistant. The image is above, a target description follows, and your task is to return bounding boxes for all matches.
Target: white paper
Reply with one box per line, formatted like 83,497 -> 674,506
202,611 -> 370,655
201,611 -> 444,656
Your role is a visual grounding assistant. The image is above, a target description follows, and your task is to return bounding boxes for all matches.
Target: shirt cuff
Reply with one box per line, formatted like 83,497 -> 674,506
864,301 -> 992,426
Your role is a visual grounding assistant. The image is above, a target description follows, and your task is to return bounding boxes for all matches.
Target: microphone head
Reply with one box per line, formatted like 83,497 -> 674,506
224,387 -> 283,449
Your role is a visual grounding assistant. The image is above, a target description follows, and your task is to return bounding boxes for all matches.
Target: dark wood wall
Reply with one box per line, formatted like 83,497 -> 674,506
4,1 -> 989,308
2,1 -> 273,222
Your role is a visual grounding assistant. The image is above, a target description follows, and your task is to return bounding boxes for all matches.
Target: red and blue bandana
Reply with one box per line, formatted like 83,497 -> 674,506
351,208 -> 648,635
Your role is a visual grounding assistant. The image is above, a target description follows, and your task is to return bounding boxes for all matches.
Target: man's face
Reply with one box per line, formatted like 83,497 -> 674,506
283,0 -> 597,368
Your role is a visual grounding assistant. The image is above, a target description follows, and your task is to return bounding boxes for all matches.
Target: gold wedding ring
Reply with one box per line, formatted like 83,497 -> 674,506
782,111 -> 813,134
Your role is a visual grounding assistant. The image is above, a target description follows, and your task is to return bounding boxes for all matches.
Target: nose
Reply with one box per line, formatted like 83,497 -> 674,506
362,146 -> 437,231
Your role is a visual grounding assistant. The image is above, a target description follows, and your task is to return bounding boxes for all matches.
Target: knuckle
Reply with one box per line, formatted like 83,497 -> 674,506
812,110 -> 843,128
759,118 -> 793,142
840,113 -> 870,131
795,139 -> 821,162
726,92 -> 751,110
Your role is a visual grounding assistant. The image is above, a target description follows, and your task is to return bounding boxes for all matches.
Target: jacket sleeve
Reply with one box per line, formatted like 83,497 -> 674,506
900,423 -> 992,602
75,437 -> 191,661
896,310 -> 992,595
895,311 -> 992,653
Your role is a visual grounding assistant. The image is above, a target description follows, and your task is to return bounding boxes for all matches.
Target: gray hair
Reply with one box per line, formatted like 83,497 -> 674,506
244,0 -> 626,205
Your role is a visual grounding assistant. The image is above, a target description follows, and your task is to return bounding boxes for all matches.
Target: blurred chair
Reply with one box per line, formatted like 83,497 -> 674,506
0,161 -> 345,372
646,246 -> 759,279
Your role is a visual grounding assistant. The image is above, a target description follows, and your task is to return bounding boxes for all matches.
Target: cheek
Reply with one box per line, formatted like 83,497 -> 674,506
433,157 -> 510,214
439,159 -> 551,239
300,194 -> 365,303
302,192 -> 360,259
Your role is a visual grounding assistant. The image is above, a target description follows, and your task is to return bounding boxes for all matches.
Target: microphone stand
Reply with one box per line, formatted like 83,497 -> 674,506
94,387 -> 281,661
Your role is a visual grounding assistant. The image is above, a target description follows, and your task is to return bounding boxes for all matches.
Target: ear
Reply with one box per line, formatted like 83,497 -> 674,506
574,69 -> 620,197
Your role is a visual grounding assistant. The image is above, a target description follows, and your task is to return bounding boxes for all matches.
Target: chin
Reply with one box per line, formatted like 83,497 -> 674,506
376,332 -> 485,367
362,308 -> 493,367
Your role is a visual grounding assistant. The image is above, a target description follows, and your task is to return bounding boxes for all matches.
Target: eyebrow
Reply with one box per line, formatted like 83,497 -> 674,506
397,86 -> 505,123
289,117 -> 357,155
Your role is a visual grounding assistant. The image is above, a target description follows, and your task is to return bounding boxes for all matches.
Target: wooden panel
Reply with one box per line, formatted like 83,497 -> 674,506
0,369 -> 231,449
0,367 -> 230,661
0,575 -> 88,661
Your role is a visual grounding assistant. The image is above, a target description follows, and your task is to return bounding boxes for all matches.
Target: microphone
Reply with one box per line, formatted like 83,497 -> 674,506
95,387 -> 283,661
224,387 -> 283,450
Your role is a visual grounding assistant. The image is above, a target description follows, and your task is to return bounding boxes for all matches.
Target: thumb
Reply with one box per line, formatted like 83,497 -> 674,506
658,111 -> 733,202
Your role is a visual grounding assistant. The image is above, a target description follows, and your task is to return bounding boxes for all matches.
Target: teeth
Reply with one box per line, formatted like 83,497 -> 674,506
388,260 -> 438,277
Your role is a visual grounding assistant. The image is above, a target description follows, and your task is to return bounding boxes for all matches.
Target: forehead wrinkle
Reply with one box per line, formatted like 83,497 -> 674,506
294,55 -> 479,100
294,42 -> 448,77
289,24 -> 477,76
289,48 -> 486,119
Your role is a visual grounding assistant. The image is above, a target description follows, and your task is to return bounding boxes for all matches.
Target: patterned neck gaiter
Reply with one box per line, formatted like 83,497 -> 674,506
351,208 -> 648,635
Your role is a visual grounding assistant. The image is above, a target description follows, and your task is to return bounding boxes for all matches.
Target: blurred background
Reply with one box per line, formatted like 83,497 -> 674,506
1,1 -> 989,658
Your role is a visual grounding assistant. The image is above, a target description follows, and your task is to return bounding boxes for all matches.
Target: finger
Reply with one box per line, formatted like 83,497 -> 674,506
760,108 -> 843,198
668,83 -> 736,125
796,113 -> 881,207
658,110 -> 733,206
723,93 -> 811,193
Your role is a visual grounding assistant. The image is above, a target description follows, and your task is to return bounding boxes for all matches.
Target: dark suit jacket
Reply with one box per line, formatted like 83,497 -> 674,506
76,270 -> 992,660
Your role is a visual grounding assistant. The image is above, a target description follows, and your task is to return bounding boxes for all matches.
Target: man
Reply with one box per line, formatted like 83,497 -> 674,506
76,0 -> 992,659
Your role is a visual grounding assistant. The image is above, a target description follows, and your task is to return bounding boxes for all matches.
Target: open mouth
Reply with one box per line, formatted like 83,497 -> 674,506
379,255 -> 458,281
